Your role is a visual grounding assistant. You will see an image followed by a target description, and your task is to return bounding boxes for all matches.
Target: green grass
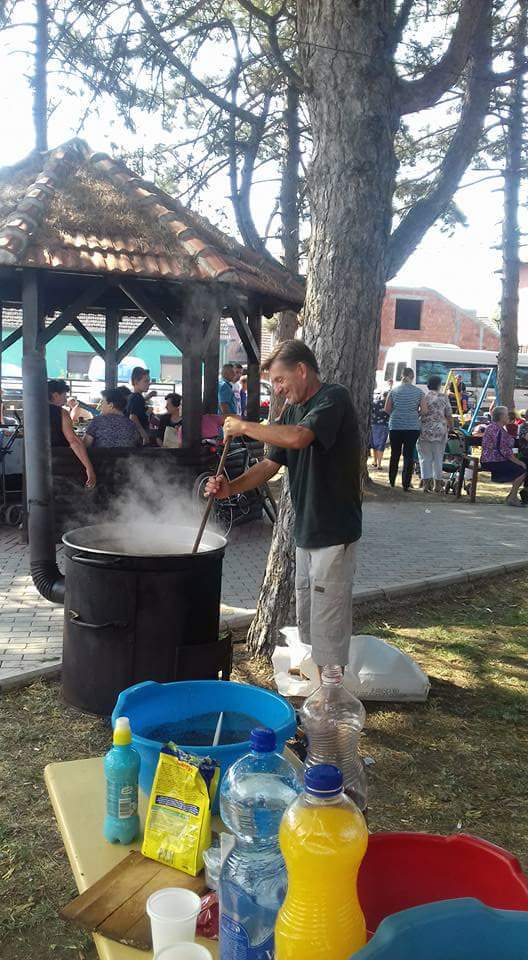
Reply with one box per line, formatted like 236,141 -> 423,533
368,456 -> 519,504
0,683 -> 109,960
356,577 -> 528,860
0,574 -> 527,958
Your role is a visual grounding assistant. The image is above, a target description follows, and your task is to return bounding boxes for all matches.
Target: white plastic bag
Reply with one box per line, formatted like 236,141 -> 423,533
273,629 -> 430,702
344,634 -> 430,701
271,627 -> 313,697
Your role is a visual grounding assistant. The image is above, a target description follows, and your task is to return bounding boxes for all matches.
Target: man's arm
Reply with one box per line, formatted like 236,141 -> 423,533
219,402 -> 232,416
223,417 -> 314,450
61,410 -> 96,487
206,458 -> 280,499
130,413 -> 149,444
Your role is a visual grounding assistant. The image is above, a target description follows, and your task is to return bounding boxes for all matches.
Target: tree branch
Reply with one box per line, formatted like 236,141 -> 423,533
130,0 -> 261,126
389,0 -> 416,54
490,58 -> 528,85
268,15 -> 302,89
387,5 -> 492,279
398,0 -> 488,114
228,58 -> 272,253
160,0 -> 209,33
236,0 -> 302,89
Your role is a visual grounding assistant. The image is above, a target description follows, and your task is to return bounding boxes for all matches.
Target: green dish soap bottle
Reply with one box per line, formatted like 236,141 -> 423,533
104,717 -> 140,844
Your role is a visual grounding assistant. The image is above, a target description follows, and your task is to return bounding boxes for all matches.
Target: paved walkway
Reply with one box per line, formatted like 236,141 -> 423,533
1,496 -> 528,687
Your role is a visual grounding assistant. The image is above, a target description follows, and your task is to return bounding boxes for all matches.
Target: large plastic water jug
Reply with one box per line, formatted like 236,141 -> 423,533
300,665 -> 367,811
219,727 -> 302,959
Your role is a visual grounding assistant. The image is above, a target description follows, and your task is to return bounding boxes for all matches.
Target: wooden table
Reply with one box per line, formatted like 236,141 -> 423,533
45,757 -> 219,960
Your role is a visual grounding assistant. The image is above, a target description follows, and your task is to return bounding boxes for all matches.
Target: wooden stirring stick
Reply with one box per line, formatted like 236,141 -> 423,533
192,437 -> 231,553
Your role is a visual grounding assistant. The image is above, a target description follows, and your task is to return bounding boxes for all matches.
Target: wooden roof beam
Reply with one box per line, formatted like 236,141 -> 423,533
40,277 -> 110,345
70,316 -> 105,358
232,306 -> 260,364
118,278 -> 183,351
0,325 -> 23,354
116,316 -> 153,364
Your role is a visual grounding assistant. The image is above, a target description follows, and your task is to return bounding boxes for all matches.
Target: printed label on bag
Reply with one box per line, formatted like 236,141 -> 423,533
220,914 -> 274,960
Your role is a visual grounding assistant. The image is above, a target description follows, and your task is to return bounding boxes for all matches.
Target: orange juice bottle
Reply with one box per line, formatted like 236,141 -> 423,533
275,764 -> 368,960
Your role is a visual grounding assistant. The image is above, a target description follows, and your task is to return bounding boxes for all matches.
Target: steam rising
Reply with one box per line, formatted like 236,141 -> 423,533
64,457 -> 224,556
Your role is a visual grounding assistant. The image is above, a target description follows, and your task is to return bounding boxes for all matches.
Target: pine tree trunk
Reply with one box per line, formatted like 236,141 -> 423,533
497,2 -> 526,410
248,1 -> 398,658
247,85 -> 301,657
300,1 -> 398,432
271,81 -> 301,393
247,477 -> 296,655
34,0 -> 48,153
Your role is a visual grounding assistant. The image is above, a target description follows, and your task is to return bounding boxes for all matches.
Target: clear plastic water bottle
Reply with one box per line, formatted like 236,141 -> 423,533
300,665 -> 368,812
104,716 -> 140,844
219,727 -> 302,960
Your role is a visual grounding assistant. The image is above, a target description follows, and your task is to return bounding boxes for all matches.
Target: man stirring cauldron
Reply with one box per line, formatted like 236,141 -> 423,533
206,340 -> 361,670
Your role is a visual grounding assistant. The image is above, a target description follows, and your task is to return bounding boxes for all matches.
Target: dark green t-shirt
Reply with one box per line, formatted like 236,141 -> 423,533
267,383 -> 362,549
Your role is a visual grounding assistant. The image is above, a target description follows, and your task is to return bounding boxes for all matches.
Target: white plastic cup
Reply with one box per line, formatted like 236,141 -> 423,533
154,944 -> 213,960
146,888 -> 202,954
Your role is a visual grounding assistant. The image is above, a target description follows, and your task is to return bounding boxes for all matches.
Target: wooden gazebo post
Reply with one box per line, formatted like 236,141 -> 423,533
181,313 -> 203,451
203,312 -> 221,414
246,304 -> 262,422
104,308 -> 119,390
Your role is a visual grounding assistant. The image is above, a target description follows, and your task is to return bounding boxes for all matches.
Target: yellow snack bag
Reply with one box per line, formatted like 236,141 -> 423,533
142,744 -> 219,876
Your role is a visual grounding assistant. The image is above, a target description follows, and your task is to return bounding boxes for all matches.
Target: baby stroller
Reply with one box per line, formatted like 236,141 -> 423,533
442,431 -> 468,497
0,413 -> 24,526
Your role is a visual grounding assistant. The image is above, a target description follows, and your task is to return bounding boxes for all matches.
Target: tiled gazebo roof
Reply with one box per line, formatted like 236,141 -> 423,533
0,139 -> 304,311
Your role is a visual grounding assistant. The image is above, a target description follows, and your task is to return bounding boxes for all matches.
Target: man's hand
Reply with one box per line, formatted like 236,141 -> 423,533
85,468 -> 96,489
145,390 -> 157,400
205,474 -> 232,499
223,416 -> 246,439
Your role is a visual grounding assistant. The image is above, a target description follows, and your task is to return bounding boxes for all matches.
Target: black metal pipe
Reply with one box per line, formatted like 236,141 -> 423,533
22,286 -> 65,604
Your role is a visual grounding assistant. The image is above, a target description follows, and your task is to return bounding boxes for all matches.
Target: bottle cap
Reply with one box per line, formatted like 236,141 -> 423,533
113,716 -> 132,746
250,727 -> 276,752
305,764 -> 343,797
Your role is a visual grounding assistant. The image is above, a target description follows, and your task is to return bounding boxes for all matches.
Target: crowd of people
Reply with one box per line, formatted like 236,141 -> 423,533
371,368 -> 452,493
46,360 -> 251,488
371,369 -> 528,506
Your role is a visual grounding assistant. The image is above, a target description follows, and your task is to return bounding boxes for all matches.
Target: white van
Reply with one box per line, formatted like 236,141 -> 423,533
382,342 -> 528,410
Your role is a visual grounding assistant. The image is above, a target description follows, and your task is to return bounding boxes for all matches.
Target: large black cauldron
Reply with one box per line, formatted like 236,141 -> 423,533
62,523 -> 230,715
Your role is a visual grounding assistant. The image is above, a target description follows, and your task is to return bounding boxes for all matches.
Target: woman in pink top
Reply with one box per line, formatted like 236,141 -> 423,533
481,406 -> 526,506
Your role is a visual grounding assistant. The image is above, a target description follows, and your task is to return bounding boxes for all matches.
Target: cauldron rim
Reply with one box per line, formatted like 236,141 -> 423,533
62,521 -> 227,558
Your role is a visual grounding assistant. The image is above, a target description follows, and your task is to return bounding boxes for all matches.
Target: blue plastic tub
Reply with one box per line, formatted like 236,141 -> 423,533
353,898 -> 528,959
112,680 -> 297,811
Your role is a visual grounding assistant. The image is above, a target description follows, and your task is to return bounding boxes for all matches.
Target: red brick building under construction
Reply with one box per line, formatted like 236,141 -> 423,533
378,286 -> 499,371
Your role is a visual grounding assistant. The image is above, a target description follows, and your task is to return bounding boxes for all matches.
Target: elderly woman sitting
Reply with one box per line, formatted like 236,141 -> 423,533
481,405 -> 527,506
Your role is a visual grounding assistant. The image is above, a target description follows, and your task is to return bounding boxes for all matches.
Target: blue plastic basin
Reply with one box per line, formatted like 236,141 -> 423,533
353,898 -> 528,959
112,680 -> 297,811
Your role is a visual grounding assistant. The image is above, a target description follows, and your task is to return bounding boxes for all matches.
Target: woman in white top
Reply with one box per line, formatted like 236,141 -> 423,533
418,374 -> 452,492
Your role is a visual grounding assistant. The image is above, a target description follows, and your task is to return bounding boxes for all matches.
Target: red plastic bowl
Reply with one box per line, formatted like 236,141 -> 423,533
358,832 -> 528,936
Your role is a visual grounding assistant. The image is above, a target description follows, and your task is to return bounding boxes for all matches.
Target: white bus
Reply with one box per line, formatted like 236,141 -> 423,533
382,341 -> 528,410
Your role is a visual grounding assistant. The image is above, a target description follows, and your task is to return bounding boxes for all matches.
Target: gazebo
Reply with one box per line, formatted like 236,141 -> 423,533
0,138 -> 304,603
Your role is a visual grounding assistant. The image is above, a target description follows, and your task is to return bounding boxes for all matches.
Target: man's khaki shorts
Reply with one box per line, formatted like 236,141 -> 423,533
295,541 -> 358,667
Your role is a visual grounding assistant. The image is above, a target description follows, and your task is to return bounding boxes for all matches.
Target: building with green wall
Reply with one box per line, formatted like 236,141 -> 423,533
1,309 -> 230,382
